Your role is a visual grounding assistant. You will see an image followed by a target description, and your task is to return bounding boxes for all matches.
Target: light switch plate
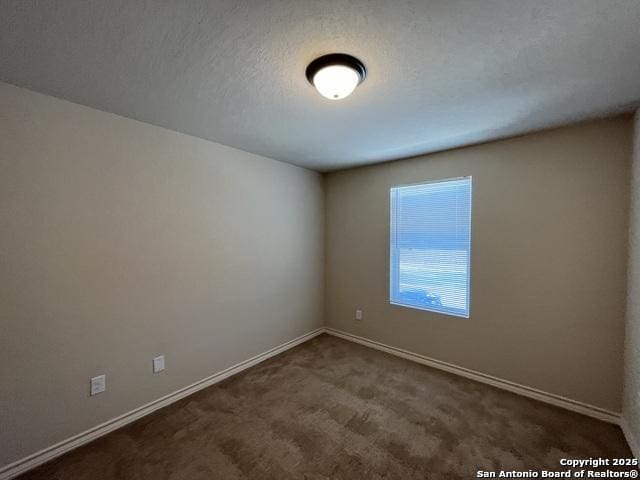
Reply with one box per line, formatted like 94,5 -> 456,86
153,355 -> 165,373
90,375 -> 106,396
355,309 -> 363,321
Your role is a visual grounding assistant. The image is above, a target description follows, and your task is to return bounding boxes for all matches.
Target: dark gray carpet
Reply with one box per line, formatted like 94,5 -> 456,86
18,334 -> 630,479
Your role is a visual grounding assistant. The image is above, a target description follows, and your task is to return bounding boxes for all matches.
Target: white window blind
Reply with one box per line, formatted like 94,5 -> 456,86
390,177 -> 472,318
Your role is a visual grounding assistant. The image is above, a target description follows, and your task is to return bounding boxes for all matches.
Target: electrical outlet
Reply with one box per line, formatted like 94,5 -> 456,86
355,309 -> 363,321
90,375 -> 106,396
153,355 -> 165,373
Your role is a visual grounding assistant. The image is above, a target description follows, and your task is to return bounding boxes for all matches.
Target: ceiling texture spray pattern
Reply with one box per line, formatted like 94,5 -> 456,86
1,0 -> 639,171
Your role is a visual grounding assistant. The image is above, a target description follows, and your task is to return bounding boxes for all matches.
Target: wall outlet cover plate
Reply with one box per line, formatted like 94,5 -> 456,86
90,375 -> 106,396
153,355 -> 165,373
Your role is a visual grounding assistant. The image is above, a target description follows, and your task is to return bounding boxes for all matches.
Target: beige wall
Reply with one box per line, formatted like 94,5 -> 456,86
0,83 -> 324,467
325,117 -> 632,413
623,110 -> 640,455
0,79 -> 634,468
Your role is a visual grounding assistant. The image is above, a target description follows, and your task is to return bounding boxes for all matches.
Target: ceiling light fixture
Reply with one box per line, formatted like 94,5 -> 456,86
306,53 -> 366,100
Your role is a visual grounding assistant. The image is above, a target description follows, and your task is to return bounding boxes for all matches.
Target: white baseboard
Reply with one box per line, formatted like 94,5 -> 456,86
325,327 -> 621,425
2,326 -> 627,480
621,417 -> 640,458
0,327 -> 324,480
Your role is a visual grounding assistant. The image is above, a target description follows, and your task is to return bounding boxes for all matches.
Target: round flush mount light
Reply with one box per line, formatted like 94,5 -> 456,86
306,53 -> 366,100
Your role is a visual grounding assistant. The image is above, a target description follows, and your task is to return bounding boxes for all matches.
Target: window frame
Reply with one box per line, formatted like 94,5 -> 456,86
389,176 -> 473,318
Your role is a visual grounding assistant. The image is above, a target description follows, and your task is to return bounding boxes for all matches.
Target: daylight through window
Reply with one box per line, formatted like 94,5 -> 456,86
390,177 -> 472,317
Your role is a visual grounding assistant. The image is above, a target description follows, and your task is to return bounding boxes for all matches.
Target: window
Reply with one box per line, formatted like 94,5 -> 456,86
390,177 -> 472,317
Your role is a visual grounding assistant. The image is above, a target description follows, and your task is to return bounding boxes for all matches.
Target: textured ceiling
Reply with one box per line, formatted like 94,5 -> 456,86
1,1 -> 639,171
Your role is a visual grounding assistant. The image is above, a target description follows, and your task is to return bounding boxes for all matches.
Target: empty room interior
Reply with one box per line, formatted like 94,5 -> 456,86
2,1 -> 640,479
